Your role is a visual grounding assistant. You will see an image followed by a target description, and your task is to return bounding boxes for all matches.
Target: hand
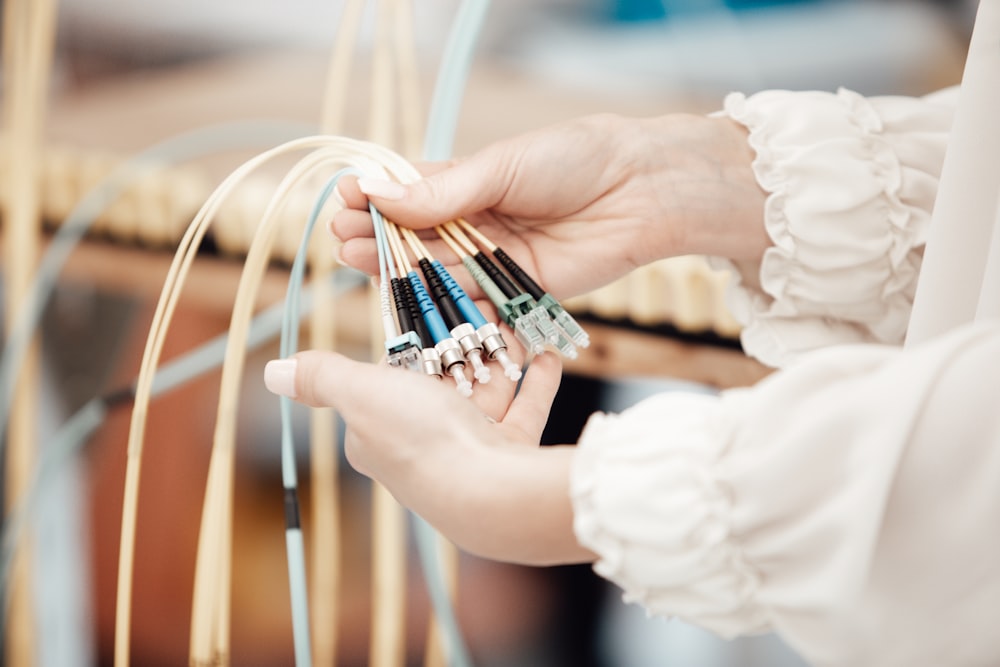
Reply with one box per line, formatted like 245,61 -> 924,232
331,113 -> 768,300
264,350 -> 593,565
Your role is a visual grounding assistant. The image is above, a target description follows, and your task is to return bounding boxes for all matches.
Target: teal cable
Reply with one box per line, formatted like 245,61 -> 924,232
415,1 -> 491,666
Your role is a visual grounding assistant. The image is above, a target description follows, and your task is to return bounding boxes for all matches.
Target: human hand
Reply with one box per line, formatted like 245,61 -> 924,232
264,350 -> 591,565
331,113 -> 768,300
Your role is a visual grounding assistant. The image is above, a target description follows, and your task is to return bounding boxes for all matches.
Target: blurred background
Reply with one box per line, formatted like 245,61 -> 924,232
5,0 -> 975,665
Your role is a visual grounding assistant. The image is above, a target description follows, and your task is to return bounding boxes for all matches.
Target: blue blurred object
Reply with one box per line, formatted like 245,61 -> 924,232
723,0 -> 817,10
609,0 -> 666,23
609,0 -> 821,23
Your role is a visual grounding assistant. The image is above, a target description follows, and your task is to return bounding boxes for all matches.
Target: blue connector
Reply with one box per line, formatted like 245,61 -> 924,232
433,260 -> 488,328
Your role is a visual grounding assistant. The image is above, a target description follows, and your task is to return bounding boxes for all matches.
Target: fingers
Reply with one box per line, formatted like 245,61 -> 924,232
501,352 -> 563,441
336,237 -> 380,275
335,161 -> 455,213
356,146 -> 515,230
329,207 -> 374,241
266,350 -> 400,406
266,350 -> 473,429
336,175 -> 367,210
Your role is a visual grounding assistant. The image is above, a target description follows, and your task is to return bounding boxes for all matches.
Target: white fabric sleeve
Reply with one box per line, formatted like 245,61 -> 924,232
571,319 -> 1000,666
711,88 -> 956,367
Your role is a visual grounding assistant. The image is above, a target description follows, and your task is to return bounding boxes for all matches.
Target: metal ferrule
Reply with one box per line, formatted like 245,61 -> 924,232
421,347 -> 443,378
451,323 -> 482,357
435,337 -> 466,370
476,322 -> 507,358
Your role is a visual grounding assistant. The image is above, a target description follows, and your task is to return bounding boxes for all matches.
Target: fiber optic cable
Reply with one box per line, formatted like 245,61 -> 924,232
113,138 -> 397,667
402,229 -> 493,383
0,121 -> 315,467
418,2 -> 490,663
407,268 -> 473,396
440,223 -> 550,356
422,0 -> 490,161
0,119 -> 316,656
385,223 -> 442,376
446,221 -> 584,359
186,148 -> 390,665
373,206 -> 422,371
456,219 -> 590,352
279,168 -> 365,667
395,226 -> 473,394
435,226 -> 521,381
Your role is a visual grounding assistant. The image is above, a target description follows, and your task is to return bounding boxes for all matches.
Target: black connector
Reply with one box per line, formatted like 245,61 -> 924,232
283,487 -> 301,530
391,277 -> 416,334
419,258 -> 464,329
493,247 -> 545,300
473,251 -> 520,299
401,277 -> 435,349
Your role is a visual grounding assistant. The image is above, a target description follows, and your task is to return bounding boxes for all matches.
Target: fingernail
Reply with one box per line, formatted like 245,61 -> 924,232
330,241 -> 344,265
332,182 -> 347,206
357,177 -> 406,201
264,359 -> 298,398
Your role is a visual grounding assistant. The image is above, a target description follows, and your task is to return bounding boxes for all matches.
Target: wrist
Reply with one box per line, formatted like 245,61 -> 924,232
416,439 -> 591,566
638,114 -> 770,263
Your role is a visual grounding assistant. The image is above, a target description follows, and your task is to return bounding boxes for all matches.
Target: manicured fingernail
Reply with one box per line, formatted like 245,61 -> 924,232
264,359 -> 298,398
330,242 -> 353,268
333,182 -> 347,206
357,177 -> 406,201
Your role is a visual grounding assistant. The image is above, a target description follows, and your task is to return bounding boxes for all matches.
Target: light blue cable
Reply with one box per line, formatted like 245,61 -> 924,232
423,0 -> 491,161
279,168 -> 363,667
414,2 -> 491,666
370,199 -> 401,342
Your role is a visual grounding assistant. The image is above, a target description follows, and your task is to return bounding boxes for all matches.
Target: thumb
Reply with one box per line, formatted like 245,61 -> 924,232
263,350 -> 428,409
358,147 -> 514,229
265,349 -> 463,412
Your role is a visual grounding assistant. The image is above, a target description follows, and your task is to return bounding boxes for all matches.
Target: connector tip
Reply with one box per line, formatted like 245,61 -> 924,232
474,366 -> 492,383
449,366 -> 473,397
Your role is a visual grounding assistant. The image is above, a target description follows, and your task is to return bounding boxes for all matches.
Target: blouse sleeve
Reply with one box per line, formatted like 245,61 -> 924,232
711,88 -> 956,367
571,319 -> 1000,666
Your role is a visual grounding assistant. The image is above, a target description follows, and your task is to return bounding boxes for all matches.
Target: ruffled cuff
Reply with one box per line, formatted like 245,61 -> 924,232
571,392 -> 769,638
711,88 -> 949,367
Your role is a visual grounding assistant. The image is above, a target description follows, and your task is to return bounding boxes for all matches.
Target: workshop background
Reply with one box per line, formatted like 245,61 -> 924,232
3,1 -> 973,665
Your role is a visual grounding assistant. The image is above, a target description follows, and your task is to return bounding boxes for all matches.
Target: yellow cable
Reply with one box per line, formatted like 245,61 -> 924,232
456,217 -> 496,252
441,222 -> 478,256
386,220 -> 414,275
1,0 -> 58,663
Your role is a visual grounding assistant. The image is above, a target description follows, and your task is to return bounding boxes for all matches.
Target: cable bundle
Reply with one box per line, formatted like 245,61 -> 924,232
1,0 -> 589,665
368,211 -> 590,397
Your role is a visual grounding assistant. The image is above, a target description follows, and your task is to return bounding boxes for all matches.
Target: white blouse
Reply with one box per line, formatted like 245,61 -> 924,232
570,2 -> 1000,665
